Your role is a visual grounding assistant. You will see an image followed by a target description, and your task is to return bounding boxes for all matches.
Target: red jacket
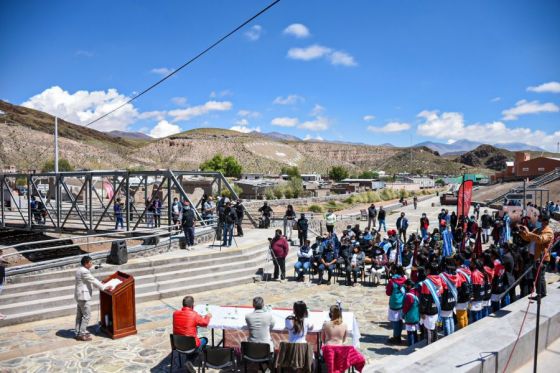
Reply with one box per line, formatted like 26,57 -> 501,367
385,275 -> 407,296
421,274 -> 443,296
483,266 -> 494,284
471,269 -> 484,286
440,272 -> 460,289
173,307 -> 211,346
271,236 -> 289,259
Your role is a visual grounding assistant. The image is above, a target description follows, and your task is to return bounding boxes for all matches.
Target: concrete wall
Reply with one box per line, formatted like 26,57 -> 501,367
364,284 -> 560,373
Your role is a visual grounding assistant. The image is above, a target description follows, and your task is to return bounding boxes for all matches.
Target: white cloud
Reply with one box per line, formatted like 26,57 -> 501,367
237,109 -> 260,118
171,97 -> 187,106
151,67 -> 174,76
328,51 -> 357,66
491,97 -> 501,103
273,94 -> 305,105
287,44 -> 357,67
363,115 -> 375,122
367,122 -> 410,133
417,109 -> 560,151
287,44 -> 332,61
310,104 -> 325,116
283,23 -> 310,38
138,110 -> 167,121
303,134 -> 324,141
168,101 -> 232,121
527,81 -> 560,94
230,125 -> 261,133
234,118 -> 249,126
299,116 -> 329,131
22,86 -> 139,132
244,25 -> 262,41
501,99 -> 559,120
271,117 -> 299,127
149,120 -> 181,138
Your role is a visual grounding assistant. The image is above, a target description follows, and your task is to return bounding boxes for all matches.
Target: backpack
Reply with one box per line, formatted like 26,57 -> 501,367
439,274 -> 457,311
389,279 -> 406,310
456,269 -> 473,303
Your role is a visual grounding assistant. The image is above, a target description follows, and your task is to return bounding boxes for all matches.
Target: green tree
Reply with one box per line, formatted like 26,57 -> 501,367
280,166 -> 301,180
357,170 -> 379,179
328,166 -> 349,182
288,177 -> 304,198
200,154 -> 243,178
435,178 -> 445,186
42,158 -> 74,172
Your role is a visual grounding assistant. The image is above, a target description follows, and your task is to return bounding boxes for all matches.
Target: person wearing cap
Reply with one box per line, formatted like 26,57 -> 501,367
519,214 -> 553,298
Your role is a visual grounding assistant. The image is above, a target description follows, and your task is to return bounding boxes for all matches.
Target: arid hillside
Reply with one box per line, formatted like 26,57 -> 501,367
0,100 -> 491,175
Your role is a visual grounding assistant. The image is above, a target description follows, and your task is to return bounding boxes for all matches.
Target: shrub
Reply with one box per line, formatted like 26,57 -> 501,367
264,189 -> 275,200
273,186 -> 284,199
200,154 -> 242,178
308,204 -> 324,213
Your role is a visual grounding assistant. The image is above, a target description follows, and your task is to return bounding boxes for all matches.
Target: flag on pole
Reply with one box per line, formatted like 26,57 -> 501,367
457,179 -> 474,217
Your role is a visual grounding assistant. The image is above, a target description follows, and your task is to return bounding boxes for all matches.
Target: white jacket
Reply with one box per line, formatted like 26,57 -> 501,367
74,266 -> 106,301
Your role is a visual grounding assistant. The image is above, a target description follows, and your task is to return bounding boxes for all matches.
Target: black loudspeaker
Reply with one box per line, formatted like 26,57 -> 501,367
107,240 -> 128,265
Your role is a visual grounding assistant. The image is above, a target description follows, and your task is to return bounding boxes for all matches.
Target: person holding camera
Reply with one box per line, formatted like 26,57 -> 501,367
518,213 -> 553,298
270,229 -> 289,281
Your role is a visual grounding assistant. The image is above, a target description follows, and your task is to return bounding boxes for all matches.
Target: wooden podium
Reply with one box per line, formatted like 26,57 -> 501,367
99,271 -> 137,339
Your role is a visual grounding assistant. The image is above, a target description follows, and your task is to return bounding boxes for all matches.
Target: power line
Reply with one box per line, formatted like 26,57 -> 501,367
85,0 -> 281,128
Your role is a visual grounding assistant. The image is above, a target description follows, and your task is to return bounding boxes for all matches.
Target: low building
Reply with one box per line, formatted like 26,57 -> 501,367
234,179 -> 281,199
385,182 -> 421,192
239,173 -> 265,180
303,182 -> 330,197
330,183 -> 360,194
396,176 -> 435,188
340,178 -> 385,190
493,152 -> 560,181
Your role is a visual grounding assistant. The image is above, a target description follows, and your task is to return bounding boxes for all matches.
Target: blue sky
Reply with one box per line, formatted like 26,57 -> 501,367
1,0 -> 559,149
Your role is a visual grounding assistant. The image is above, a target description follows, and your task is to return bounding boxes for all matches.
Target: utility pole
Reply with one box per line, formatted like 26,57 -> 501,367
54,117 -> 59,173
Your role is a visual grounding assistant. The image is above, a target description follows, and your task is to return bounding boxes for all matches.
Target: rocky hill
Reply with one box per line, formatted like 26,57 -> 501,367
454,145 -> 513,171
0,100 -> 491,175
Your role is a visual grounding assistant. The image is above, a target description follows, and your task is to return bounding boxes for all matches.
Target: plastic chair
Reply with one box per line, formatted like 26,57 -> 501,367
241,341 -> 274,372
169,334 -> 199,372
202,347 -> 236,372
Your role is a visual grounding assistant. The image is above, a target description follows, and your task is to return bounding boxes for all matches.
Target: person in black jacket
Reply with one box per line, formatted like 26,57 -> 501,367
367,204 -> 377,230
181,200 -> 196,248
235,200 -> 244,237
480,210 -> 493,244
377,206 -> 387,232
0,249 -> 6,320
222,202 -> 237,247
296,213 -> 309,247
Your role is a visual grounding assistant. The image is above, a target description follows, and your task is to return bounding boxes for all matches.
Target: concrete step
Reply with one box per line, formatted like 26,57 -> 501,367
1,245 -> 267,295
0,253 -> 267,306
0,261 -> 264,316
0,274 -> 256,327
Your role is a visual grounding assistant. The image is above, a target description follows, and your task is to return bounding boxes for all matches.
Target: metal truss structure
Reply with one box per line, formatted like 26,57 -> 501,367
0,170 -> 255,234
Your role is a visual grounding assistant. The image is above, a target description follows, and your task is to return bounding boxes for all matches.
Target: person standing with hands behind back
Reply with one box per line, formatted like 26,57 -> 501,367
74,256 -> 114,341
270,229 -> 289,281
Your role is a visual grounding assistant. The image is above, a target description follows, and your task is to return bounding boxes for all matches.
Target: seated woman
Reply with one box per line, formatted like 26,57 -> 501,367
366,244 -> 388,286
348,244 -> 365,286
285,301 -> 314,343
322,304 -> 347,345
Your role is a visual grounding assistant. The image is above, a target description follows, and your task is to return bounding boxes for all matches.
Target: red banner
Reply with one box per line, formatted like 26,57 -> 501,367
457,179 -> 473,217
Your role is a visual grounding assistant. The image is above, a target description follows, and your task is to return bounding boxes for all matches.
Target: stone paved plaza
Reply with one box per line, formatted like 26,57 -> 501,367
0,196 -> 487,372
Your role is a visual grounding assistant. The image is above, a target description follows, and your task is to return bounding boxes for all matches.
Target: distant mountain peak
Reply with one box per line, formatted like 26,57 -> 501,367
108,130 -> 152,140
416,140 -> 545,154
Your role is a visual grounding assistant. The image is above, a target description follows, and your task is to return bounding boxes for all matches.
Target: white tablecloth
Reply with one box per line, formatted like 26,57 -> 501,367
194,305 -> 361,348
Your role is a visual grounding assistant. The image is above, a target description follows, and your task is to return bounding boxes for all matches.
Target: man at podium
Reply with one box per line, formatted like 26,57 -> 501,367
74,256 -> 114,341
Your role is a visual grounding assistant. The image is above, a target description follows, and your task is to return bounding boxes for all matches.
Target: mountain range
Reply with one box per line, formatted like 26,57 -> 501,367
416,140 -> 546,155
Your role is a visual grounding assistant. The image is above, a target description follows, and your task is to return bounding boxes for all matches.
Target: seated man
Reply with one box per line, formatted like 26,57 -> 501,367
294,240 -> 313,281
245,296 -> 275,351
318,242 -> 337,285
173,296 -> 212,355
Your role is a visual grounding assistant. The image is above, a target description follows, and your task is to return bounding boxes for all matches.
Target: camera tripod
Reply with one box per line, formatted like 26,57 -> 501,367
210,224 -> 238,251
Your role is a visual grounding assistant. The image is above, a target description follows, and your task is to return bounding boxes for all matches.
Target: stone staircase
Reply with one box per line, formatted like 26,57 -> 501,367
0,233 -> 297,327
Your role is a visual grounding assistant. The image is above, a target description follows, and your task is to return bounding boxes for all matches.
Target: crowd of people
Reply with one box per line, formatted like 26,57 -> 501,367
268,200 -> 559,349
